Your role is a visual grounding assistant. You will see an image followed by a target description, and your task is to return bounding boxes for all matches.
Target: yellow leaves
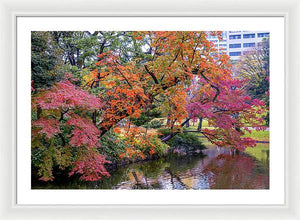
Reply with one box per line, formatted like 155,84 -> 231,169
83,69 -> 98,86
103,79 -> 116,88
118,126 -> 166,160
39,109 -> 61,119
54,146 -> 73,170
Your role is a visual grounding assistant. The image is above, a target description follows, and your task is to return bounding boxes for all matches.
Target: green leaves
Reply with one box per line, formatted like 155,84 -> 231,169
31,31 -> 64,89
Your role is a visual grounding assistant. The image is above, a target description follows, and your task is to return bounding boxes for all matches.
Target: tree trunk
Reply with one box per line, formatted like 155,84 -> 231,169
161,118 -> 190,142
185,118 -> 190,128
197,117 -> 203,132
92,110 -> 97,125
127,121 -> 131,133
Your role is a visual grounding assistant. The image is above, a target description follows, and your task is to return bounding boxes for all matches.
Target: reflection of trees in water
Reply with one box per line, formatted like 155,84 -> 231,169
88,168 -> 130,189
120,155 -> 206,189
167,154 -> 206,173
135,159 -> 170,179
32,148 -> 269,189
165,167 -> 190,189
111,155 -> 208,189
203,153 -> 269,189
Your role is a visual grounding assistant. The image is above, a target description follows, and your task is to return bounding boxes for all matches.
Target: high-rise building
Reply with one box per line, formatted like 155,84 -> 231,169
208,31 -> 269,61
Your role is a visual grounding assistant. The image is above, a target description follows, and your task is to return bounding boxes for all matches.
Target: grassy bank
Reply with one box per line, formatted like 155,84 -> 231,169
243,130 -> 269,142
245,143 -> 269,163
196,128 -> 269,163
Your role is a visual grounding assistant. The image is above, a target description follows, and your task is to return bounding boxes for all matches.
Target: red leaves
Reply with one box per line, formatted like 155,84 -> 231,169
33,118 -> 60,139
67,114 -> 100,148
187,77 -> 267,151
33,79 -> 103,148
39,175 -> 54,182
69,148 -> 111,181
251,99 -> 265,106
134,35 -> 143,41
32,78 -> 107,181
31,80 -> 35,93
37,80 -> 103,110
203,153 -> 268,189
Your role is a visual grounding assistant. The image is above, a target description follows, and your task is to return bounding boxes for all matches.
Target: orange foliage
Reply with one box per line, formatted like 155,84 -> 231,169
82,31 -> 232,136
119,127 -> 161,160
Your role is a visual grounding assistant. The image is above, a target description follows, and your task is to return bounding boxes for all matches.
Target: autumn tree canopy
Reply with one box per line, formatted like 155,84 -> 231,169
31,31 -> 267,182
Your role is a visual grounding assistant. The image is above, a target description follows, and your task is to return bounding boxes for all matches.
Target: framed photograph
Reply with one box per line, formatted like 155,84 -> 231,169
1,0 -> 299,219
18,16 -> 283,205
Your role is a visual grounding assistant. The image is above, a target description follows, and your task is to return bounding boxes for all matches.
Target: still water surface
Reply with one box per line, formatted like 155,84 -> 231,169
32,145 -> 269,189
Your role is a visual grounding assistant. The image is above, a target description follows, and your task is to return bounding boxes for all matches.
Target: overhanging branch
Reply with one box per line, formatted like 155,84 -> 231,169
144,65 -> 159,84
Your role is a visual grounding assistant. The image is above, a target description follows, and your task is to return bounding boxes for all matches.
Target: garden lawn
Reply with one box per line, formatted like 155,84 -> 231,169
245,143 -> 269,163
243,130 -> 269,142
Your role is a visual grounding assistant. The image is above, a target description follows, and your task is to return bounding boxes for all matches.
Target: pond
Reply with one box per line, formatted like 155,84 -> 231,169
32,144 -> 269,190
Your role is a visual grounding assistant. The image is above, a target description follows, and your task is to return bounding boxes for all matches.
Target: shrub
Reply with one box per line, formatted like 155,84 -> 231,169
149,119 -> 163,128
157,128 -> 171,137
168,133 -> 206,152
158,128 -> 206,152
147,136 -> 170,156
99,130 -> 127,163
119,127 -> 170,160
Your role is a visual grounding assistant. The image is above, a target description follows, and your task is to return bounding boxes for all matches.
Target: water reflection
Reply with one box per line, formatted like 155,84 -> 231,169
203,153 -> 269,189
32,146 -> 269,190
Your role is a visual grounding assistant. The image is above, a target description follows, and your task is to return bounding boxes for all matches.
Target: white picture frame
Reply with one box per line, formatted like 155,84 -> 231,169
16,16 -> 285,206
1,0 -> 299,219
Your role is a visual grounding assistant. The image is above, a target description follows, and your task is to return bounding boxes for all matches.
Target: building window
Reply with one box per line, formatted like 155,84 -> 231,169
229,43 -> 241,48
221,32 -> 227,38
229,35 -> 241,40
219,44 -> 227,47
258,32 -> 269,38
229,51 -> 241,56
243,43 -> 255,47
243,34 -> 255,39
